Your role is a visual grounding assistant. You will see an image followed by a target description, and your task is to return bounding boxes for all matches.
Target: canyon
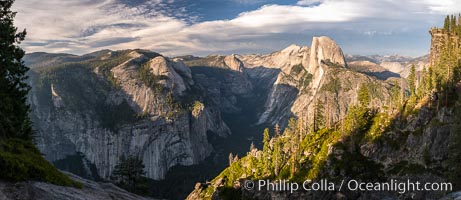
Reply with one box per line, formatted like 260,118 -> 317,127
24,36 -> 426,199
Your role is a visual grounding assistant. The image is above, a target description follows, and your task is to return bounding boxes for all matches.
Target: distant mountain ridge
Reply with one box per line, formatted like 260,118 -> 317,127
346,54 -> 429,79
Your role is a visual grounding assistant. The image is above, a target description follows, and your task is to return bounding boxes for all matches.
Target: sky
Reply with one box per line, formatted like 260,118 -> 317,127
12,0 -> 461,57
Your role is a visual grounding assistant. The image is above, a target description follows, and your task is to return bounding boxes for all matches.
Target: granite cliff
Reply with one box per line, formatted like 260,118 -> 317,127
26,49 -> 230,181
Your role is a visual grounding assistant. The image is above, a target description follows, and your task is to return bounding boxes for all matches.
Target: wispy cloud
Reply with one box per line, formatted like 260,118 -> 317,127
296,0 -> 324,6
12,0 -> 461,56
419,0 -> 460,13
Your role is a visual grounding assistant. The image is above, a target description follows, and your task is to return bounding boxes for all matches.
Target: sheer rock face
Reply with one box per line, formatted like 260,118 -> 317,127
183,54 -> 254,113
146,56 -> 188,95
27,50 -> 230,181
236,44 -> 309,125
307,36 -> 347,94
237,36 -> 370,127
224,54 -> 244,72
307,36 -> 347,74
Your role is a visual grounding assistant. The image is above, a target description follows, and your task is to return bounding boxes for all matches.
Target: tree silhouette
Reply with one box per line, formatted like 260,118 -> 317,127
0,0 -> 31,140
111,155 -> 149,195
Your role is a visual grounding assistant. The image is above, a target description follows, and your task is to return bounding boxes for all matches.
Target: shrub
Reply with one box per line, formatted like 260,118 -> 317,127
290,64 -> 304,75
138,62 -> 167,94
0,138 -> 82,188
191,101 -> 204,117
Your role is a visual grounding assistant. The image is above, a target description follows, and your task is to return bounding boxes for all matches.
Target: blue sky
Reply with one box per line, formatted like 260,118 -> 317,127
13,0 -> 461,57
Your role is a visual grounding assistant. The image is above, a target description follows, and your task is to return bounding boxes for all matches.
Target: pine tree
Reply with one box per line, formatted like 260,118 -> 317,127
274,123 -> 280,137
432,65 -> 441,92
444,15 -> 450,31
263,128 -> 270,153
418,66 -> 427,97
273,138 -> 280,176
313,100 -> 325,132
342,84 -> 372,138
0,0 -> 31,140
111,155 -> 148,195
426,66 -> 433,94
458,14 -> 461,36
408,64 -> 417,98
262,128 -> 271,172
325,97 -> 330,128
298,114 -> 306,139
451,15 -> 457,34
358,84 -> 370,108
272,124 -> 281,176
344,104 -> 371,138
391,81 -> 400,110
287,118 -> 298,178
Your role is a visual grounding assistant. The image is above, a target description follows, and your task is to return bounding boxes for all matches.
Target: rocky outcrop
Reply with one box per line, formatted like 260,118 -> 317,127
181,54 -> 245,72
171,59 -> 194,85
237,44 -> 309,72
27,50 -> 230,181
306,36 -> 347,94
224,55 -> 244,72
145,56 -> 188,95
429,28 -> 460,68
0,172 -> 155,200
307,36 -> 347,82
441,191 -> 461,200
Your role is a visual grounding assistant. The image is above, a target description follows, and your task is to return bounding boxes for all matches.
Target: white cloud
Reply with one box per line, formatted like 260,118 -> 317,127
12,0 -> 461,56
13,0 -> 189,53
419,0 -> 461,13
233,2 -> 366,27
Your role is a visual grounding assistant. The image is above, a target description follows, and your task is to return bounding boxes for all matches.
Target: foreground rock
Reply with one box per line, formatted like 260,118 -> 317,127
0,173 -> 155,200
